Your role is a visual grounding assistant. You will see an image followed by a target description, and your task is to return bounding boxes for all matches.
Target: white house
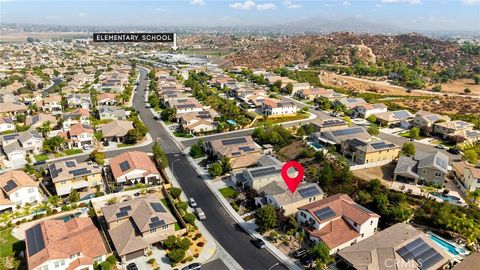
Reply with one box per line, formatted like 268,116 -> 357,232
0,170 -> 42,212
297,194 -> 379,254
261,98 -> 298,116
354,103 -> 388,118
0,117 -> 15,133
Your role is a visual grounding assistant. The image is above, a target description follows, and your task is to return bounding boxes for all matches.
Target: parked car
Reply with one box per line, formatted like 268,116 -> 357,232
103,140 -> 110,147
189,197 -> 198,208
194,207 -> 206,220
330,111 -> 338,117
300,253 -> 314,266
126,263 -> 138,270
83,144 -> 92,150
434,145 -> 447,150
293,248 -> 308,258
448,148 -> 461,155
251,238 -> 266,249
182,263 -> 201,270
33,160 -> 46,166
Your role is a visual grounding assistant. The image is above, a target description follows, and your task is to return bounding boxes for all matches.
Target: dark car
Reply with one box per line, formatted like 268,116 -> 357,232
251,238 -> 266,249
448,148 -> 461,155
126,263 -> 138,270
293,248 -> 308,259
300,253 -> 314,266
33,160 -> 46,166
182,263 -> 201,270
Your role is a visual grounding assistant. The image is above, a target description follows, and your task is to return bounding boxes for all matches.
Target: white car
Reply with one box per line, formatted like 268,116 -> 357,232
194,207 -> 206,220
189,197 -> 198,208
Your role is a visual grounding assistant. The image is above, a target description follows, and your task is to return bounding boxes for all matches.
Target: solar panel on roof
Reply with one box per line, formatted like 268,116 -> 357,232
26,223 -> 45,256
332,127 -> 363,136
393,111 -> 410,119
314,207 -> 336,220
69,168 -> 91,176
221,137 -> 247,145
232,152 -> 241,156
250,166 -> 280,178
3,180 -> 17,192
65,161 -> 76,168
354,203 -> 375,214
119,206 -> 132,212
149,219 -> 166,229
151,217 -> 160,222
435,156 -> 448,169
150,203 -> 166,213
4,134 -> 18,141
298,186 -> 321,198
177,104 -> 195,109
370,141 -> 396,150
116,211 -> 129,218
119,161 -> 131,172
397,238 -> 444,270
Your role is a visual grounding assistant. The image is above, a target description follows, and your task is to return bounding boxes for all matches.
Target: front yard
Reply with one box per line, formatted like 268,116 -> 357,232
0,228 -> 25,269
218,186 -> 238,199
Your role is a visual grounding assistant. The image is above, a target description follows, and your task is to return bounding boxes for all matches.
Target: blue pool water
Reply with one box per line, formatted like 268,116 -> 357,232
56,212 -> 81,222
309,142 -> 324,151
429,234 -> 466,256
80,193 -> 96,201
430,192 -> 461,204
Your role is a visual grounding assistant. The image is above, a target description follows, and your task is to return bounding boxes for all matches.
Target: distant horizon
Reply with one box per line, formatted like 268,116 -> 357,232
1,0 -> 479,32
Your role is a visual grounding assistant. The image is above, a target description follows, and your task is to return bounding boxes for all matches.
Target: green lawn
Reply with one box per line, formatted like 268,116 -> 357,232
174,223 -> 181,231
173,131 -> 194,138
0,229 -> 21,257
219,187 -> 238,199
54,153 -> 65,158
117,143 -> 134,148
161,198 -> 169,208
63,149 -> 83,156
34,154 -> 49,162
254,114 -> 308,126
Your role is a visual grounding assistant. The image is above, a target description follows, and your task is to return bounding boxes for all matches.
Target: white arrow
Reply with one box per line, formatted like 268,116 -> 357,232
172,33 -> 178,51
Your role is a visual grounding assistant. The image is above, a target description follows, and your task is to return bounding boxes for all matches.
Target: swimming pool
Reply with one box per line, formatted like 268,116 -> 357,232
80,193 -> 96,201
428,234 -> 467,256
430,192 -> 461,204
308,142 -> 324,151
56,212 -> 82,222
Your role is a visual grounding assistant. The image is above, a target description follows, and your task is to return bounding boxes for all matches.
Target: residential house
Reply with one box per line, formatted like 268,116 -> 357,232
100,195 -> 177,262
462,129 -> 480,144
0,117 -> 15,133
209,76 -> 238,89
26,113 -> 57,130
297,194 -> 380,254
25,218 -> 108,270
433,120 -> 475,138
0,170 -> 42,212
452,252 -> 480,270
311,118 -> 348,132
205,136 -> 263,169
109,151 -> 161,185
0,130 -> 43,162
265,76 -> 296,87
97,93 -> 118,106
375,110 -> 414,127
334,98 -> 367,110
237,164 -> 283,190
178,110 -> 218,134
313,126 -> 371,146
393,151 -> 449,186
48,159 -> 103,196
341,138 -> 400,165
59,123 -> 94,149
412,110 -> 451,128
256,181 -> 324,216
354,103 -> 388,118
167,98 -> 203,115
42,95 -> 63,115
295,87 -> 345,100
62,108 -> 90,130
337,223 -> 453,270
288,82 -> 311,96
261,99 -> 298,116
67,93 -> 91,109
101,120 -> 134,143
98,106 -> 128,120
452,161 -> 480,194
0,102 -> 27,117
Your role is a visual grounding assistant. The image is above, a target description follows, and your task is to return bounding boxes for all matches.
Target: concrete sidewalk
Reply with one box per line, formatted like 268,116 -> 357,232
184,149 -> 302,270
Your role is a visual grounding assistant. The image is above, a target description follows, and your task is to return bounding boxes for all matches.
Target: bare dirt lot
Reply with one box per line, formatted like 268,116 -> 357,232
0,32 -> 89,43
437,79 -> 480,96
353,163 -> 395,185
396,95 -> 480,115
319,72 -> 428,97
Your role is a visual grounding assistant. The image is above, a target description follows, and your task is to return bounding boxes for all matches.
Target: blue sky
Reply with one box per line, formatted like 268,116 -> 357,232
1,0 -> 479,31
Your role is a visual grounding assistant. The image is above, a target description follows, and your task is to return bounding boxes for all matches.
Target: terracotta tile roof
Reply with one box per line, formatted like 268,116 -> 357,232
97,92 -> 117,101
453,252 -> 480,270
0,170 -> 38,195
308,216 -> 360,249
26,218 -> 107,270
68,123 -> 93,136
109,151 -> 160,180
72,108 -> 90,117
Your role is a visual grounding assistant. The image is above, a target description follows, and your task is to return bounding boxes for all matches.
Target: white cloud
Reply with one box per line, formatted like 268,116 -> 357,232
460,0 -> 479,5
155,7 -> 167,12
381,0 -> 422,4
230,0 -> 276,10
78,12 -> 86,17
46,15 -> 60,20
342,1 -> 351,6
230,0 -> 256,10
256,3 -> 277,10
190,0 -> 206,6
284,0 -> 302,8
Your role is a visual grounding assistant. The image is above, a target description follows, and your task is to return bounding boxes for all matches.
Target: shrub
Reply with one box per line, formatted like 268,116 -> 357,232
177,237 -> 191,250
183,212 -> 196,224
147,258 -> 156,265
176,201 -> 188,211
168,249 -> 185,263
163,235 -> 177,249
197,241 -> 205,247
170,187 -> 182,199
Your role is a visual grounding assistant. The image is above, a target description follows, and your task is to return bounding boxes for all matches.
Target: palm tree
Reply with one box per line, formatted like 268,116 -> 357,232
468,189 -> 480,204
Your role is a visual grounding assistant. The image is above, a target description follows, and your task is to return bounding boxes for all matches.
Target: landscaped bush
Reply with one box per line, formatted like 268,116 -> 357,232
177,237 -> 191,250
176,201 -> 188,211
163,235 -> 177,250
183,213 -> 196,225
170,187 -> 182,199
167,249 -> 185,264
197,241 -> 204,247
147,258 -> 156,265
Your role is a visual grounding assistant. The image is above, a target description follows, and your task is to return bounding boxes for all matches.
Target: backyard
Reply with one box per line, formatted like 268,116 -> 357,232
0,228 -> 24,269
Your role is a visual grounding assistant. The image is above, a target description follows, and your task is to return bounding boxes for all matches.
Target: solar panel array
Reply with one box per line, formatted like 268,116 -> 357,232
393,111 -> 411,120
250,166 -> 280,178
149,217 -> 166,229
26,224 -> 45,256
397,238 -> 444,270
119,161 -> 131,172
332,127 -> 363,136
65,161 -> 76,168
221,137 -> 247,146
314,207 -> 336,220
69,168 -> 92,177
116,211 -> 129,218
239,146 -> 256,152
298,186 -> 321,198
177,104 -> 195,109
435,156 -> 448,169
232,152 -> 241,156
426,115 -> 440,122
3,180 -> 18,192
120,206 -> 132,212
150,203 -> 166,213
323,119 -> 345,126
371,141 -> 396,150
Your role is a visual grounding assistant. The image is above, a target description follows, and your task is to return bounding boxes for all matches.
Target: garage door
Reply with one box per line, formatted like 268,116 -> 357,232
125,250 -> 144,261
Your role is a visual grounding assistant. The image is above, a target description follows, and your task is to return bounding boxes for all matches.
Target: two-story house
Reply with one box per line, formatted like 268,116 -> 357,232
48,159 -> 103,197
205,136 -> 263,169
452,161 -> 480,195
433,120 -> 475,138
0,170 -> 42,212
62,108 -> 90,130
0,131 -> 43,165
0,117 -> 15,133
42,95 -> 63,115
297,194 -> 380,254
98,106 -> 128,121
341,138 -> 400,165
97,92 -> 118,106
109,151 -> 161,185
59,123 -> 93,149
354,103 -> 388,118
412,110 -> 451,128
67,93 -> 91,109
100,195 -> 177,262
25,217 -> 108,270
393,151 -> 449,187
261,98 -> 298,116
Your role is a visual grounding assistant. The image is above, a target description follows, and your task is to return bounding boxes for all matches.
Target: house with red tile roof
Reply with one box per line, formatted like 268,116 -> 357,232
109,151 -> 161,185
58,123 -> 94,149
297,194 -> 380,254
25,217 -> 108,270
0,170 -> 42,212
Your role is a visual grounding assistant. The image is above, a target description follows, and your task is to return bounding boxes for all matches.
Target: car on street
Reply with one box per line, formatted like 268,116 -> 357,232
189,197 -> 198,208
33,160 -> 46,166
126,263 -> 138,270
448,148 -> 461,155
251,238 -> 266,249
194,207 -> 206,220
82,144 -> 92,150
293,248 -> 308,258
182,263 -> 202,270
300,253 -> 314,266
434,145 -> 447,150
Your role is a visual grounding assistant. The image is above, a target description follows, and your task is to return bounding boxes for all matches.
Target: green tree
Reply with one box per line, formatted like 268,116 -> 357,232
431,85 -> 442,92
474,74 -> 480,85
42,136 -> 65,153
220,157 -> 232,174
125,129 -> 140,144
318,164 -> 334,186
311,242 -> 334,265
68,189 -> 80,203
163,235 -> 177,249
366,114 -> 377,123
255,205 -> 277,233
183,212 -> 196,225
152,142 -> 168,169
367,124 -> 379,135
176,237 -> 191,250
170,187 -> 182,199
189,140 -> 204,158
285,82 -> 293,95
464,88 -> 471,94
409,127 -> 420,139
401,142 -> 416,157
463,149 -> 478,165
168,249 -> 185,263
175,201 -> 188,211
89,150 -> 105,165
208,163 -> 223,177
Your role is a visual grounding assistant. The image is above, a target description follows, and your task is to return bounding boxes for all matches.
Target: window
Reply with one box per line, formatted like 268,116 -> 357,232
300,212 -> 306,218
361,233 -> 364,238
370,220 -> 373,225
162,224 -> 169,230
434,171 -> 442,177
353,222 -> 358,227
54,261 -> 61,268
150,228 -> 157,233
422,169 -> 427,174
94,256 -> 103,263
40,266 -> 49,270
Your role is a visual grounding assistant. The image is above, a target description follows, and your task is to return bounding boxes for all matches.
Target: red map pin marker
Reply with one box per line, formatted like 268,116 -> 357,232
281,161 -> 304,193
